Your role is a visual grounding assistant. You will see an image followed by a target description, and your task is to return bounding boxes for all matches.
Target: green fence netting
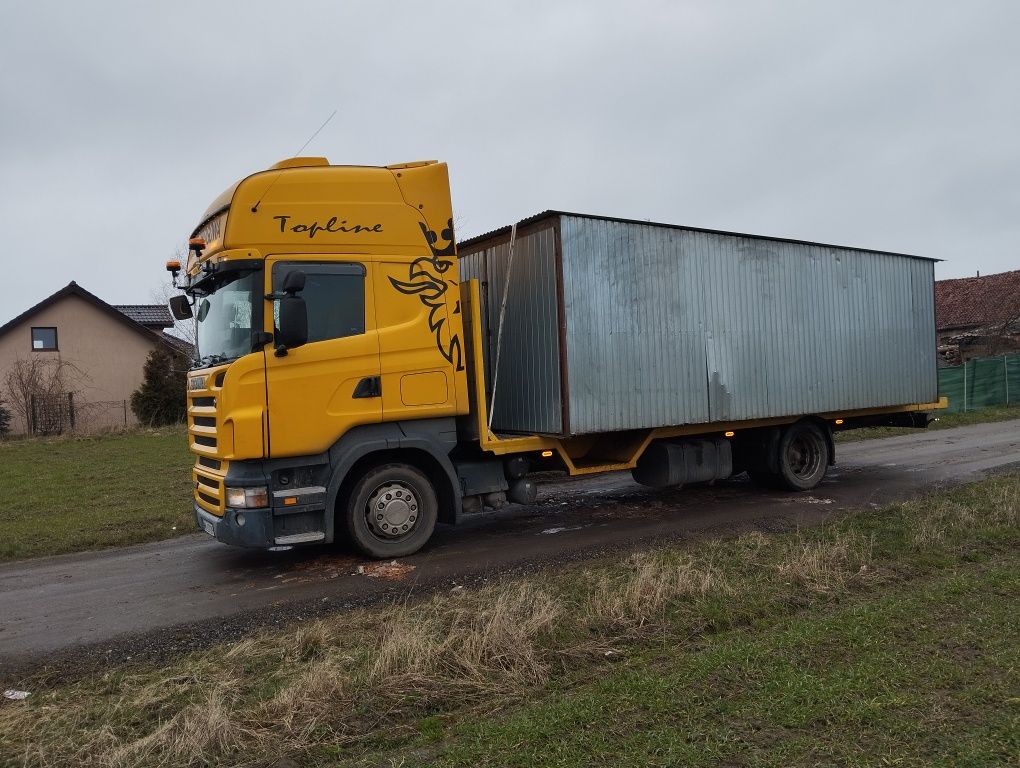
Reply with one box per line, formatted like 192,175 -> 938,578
939,352 -> 1020,413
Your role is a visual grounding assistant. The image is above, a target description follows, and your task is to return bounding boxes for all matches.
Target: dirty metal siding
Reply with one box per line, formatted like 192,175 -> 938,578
457,221 -> 563,433
459,213 -> 937,436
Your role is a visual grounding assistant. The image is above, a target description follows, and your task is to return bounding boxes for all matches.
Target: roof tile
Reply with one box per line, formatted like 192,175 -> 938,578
113,304 -> 174,328
935,269 -> 1020,331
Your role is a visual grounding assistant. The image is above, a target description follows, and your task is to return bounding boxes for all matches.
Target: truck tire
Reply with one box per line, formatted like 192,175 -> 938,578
774,421 -> 830,491
344,463 -> 438,558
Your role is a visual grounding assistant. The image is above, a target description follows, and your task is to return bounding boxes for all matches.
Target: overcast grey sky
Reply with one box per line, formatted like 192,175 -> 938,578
1,1 -> 1018,319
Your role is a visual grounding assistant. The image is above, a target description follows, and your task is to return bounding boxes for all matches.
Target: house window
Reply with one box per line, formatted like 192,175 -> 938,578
31,327 -> 58,351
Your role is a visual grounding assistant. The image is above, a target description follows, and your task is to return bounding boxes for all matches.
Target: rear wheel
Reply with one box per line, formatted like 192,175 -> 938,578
775,421 -> 829,490
345,463 -> 438,558
746,421 -> 830,491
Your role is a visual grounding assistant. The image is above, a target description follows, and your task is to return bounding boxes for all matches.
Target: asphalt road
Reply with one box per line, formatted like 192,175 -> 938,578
2,420 -> 1018,677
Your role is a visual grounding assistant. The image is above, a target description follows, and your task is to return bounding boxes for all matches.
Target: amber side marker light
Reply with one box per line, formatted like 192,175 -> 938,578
541,450 -> 554,458
835,419 -> 844,425
724,431 -> 735,438
283,497 -> 298,506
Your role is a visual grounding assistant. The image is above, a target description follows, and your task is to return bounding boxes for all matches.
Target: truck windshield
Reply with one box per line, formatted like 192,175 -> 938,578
194,271 -> 261,367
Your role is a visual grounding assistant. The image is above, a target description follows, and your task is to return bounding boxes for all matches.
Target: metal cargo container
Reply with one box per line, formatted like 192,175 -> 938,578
458,211 -> 938,436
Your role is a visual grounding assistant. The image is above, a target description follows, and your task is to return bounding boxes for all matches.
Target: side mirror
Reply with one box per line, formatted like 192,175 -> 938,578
276,295 -> 308,354
169,294 -> 193,320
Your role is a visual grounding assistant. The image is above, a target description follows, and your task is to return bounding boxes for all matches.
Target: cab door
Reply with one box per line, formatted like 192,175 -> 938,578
264,257 -> 381,458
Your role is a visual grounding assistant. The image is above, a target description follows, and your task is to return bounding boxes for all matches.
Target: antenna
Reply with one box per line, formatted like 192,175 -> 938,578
251,110 -> 338,213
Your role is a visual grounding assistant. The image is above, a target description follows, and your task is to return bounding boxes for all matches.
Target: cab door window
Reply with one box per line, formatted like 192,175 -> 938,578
272,262 -> 366,343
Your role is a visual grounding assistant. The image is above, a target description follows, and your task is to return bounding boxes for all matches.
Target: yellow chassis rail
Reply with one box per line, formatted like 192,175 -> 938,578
464,280 -> 947,476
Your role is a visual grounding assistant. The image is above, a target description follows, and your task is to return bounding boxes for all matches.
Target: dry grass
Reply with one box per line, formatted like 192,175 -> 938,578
585,552 -> 728,628
109,687 -> 244,767
909,483 -> 1019,550
371,582 -> 561,693
3,474 -> 1018,768
775,530 -> 875,595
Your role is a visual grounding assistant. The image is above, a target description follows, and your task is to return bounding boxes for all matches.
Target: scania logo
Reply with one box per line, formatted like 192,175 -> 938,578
189,376 -> 207,391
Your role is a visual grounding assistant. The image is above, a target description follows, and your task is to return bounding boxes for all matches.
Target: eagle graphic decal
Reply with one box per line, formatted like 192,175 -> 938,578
389,218 -> 464,372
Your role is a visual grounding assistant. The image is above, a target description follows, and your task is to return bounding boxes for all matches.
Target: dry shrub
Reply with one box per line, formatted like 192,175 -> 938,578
775,530 -> 873,595
585,552 -> 726,629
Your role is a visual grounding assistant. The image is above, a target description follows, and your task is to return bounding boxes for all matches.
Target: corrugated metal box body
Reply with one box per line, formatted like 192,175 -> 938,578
458,220 -> 563,433
458,212 -> 937,436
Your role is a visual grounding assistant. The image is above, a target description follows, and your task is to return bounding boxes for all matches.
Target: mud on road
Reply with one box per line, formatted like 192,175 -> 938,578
1,420 -> 1018,680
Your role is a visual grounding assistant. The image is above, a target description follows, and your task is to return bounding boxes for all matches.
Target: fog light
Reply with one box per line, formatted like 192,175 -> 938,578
235,511 -> 246,527
226,486 -> 269,508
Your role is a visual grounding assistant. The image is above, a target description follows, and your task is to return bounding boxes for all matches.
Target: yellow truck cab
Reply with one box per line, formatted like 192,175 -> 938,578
171,157 -> 945,558
174,158 -> 477,557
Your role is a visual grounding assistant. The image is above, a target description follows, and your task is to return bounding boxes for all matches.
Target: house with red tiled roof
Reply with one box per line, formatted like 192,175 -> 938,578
934,269 -> 1020,365
0,282 -> 193,435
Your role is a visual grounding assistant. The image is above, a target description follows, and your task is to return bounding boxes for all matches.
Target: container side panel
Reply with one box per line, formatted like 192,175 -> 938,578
560,217 -> 710,434
558,217 -> 936,434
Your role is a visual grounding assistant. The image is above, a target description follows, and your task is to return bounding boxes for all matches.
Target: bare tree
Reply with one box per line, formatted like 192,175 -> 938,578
4,357 -> 88,435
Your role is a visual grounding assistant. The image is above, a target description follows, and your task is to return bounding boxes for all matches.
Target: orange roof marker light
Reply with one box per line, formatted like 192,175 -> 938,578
165,259 -> 182,273
189,237 -> 206,253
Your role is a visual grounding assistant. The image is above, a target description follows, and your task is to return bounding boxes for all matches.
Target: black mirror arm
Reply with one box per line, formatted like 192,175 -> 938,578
251,332 -> 274,351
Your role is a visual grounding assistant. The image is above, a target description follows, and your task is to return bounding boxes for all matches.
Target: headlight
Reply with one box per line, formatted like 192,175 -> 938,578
226,486 -> 269,508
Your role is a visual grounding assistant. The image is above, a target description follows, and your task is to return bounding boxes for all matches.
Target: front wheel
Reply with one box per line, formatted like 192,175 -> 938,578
344,463 -> 438,558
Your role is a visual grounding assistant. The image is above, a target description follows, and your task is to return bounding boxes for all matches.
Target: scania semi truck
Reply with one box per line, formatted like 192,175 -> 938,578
169,157 -> 944,558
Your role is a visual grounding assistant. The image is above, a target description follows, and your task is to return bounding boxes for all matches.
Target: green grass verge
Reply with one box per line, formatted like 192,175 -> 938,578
836,403 -> 1020,442
428,562 -> 1017,768
0,427 -> 193,562
1,474 -> 1017,767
